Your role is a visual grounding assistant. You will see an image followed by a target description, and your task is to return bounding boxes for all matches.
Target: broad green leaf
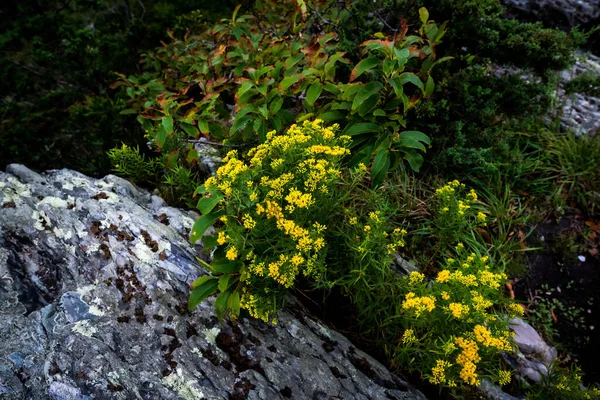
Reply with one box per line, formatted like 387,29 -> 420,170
373,109 -> 386,117
190,211 -> 224,244
350,57 -> 380,82
323,83 -> 341,95
186,149 -> 199,163
270,97 -> 284,115
425,75 -> 435,97
284,53 -> 304,69
202,234 -> 219,249
318,110 -> 346,121
344,122 -> 380,136
398,137 -> 426,152
403,149 -> 424,172
188,278 -> 218,310
198,119 -> 209,134
371,148 -> 390,187
398,73 -> 424,92
215,289 -> 232,320
237,81 -> 254,99
181,123 -> 199,138
357,94 -> 381,117
156,125 -> 167,148
400,130 -> 431,145
348,143 -> 374,167
190,275 -> 216,290
306,82 -> 323,106
197,191 -> 224,214
211,259 -> 243,274
228,291 -> 240,318
352,82 -> 383,112
161,116 -> 173,135
218,274 -> 232,292
279,75 -> 301,91
419,7 -> 429,24
389,77 -> 404,98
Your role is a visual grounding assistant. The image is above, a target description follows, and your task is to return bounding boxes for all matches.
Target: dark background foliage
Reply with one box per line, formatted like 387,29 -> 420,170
0,0 -> 238,176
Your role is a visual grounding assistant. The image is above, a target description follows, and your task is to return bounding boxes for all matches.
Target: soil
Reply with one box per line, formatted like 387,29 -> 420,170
513,211 -> 600,385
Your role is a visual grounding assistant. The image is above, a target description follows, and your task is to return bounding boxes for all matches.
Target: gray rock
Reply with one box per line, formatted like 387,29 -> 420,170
503,0 -> 600,26
492,52 -> 600,136
509,318 -> 558,366
0,164 -> 426,400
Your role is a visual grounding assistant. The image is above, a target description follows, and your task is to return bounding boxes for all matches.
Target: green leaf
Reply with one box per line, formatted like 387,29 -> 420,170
156,125 -> 167,148
218,274 -> 232,292
237,81 -> 254,98
348,143 -> 374,167
400,130 -> 431,145
191,275 -> 217,290
211,259 -> 243,274
270,97 -> 284,115
284,53 -> 304,69
306,82 -> 323,106
398,73 -> 424,92
228,291 -> 240,318
202,234 -> 219,249
323,83 -> 341,95
214,289 -> 232,319
373,109 -> 386,117
419,7 -> 429,24
198,119 -> 210,134
190,211 -> 224,244
197,192 -> 224,215
403,149 -> 424,172
389,77 -> 404,98
357,94 -> 381,117
352,82 -> 383,112
181,123 -> 199,138
344,122 -> 380,136
371,148 -> 390,187
279,75 -> 301,91
425,75 -> 435,97
161,116 -> 173,135
188,278 -> 218,310
350,57 -> 380,82
318,110 -> 346,121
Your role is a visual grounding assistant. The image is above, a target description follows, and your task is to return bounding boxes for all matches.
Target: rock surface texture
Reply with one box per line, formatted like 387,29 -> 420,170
503,0 -> 600,27
0,164 -> 426,400
492,52 -> 600,136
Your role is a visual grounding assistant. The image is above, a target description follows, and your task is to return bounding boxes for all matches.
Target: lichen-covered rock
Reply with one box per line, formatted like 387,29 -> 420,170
492,52 -> 600,136
0,164 -> 426,400
503,0 -> 600,27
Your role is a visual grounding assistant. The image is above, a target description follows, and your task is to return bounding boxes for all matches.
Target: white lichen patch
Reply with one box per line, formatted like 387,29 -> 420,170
32,210 -> 51,231
98,191 -> 120,204
69,177 -> 91,188
94,179 -> 114,189
202,327 -> 221,347
72,320 -> 98,337
39,196 -> 69,208
0,182 -> 5,188
61,181 -> 74,191
191,348 -> 203,358
161,368 -> 205,400
133,235 -> 171,264
7,177 -> 31,197
88,305 -> 105,316
75,221 -> 88,239
86,242 -> 100,255
107,371 -> 120,381
54,228 -> 73,241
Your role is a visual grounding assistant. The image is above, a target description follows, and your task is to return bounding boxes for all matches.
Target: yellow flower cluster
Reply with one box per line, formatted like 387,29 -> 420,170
217,231 -> 230,245
402,292 -> 436,317
498,370 -> 511,386
307,144 -> 350,156
448,302 -> 470,319
508,302 -> 525,317
454,337 -> 481,386
285,188 -> 314,210
242,214 -> 256,230
429,360 -> 453,385
473,325 -> 511,351
408,271 -> 425,286
226,246 -> 238,260
402,329 -> 417,345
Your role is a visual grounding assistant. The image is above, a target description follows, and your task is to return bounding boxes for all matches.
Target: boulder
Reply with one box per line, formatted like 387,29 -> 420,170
0,164 -> 426,400
503,0 -> 600,27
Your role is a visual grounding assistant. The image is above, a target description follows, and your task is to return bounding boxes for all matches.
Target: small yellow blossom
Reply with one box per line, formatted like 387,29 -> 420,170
448,303 -> 470,319
226,246 -> 238,260
364,225 -> 371,232
402,329 -> 417,345
498,370 -> 511,386
217,231 -> 229,245
408,272 -> 425,286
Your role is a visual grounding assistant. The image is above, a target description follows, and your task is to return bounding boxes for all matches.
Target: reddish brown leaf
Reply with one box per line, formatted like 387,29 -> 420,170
585,220 -> 600,233
505,283 -> 515,299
